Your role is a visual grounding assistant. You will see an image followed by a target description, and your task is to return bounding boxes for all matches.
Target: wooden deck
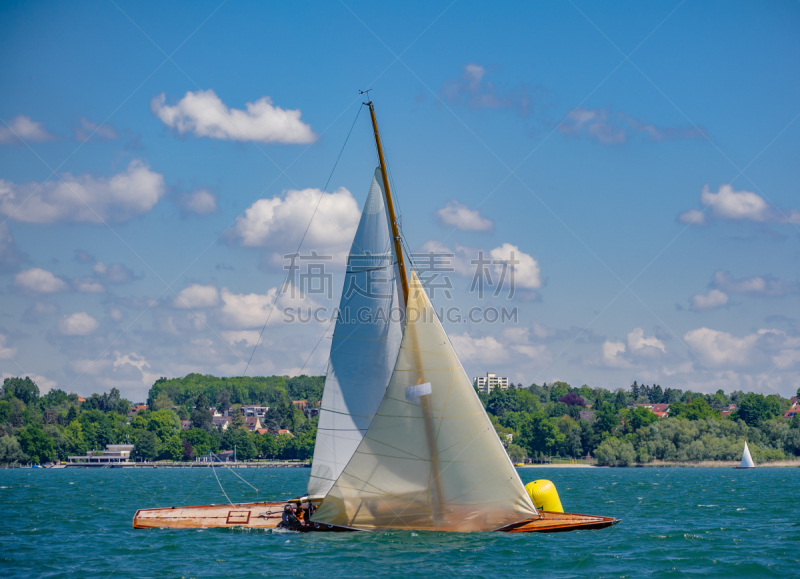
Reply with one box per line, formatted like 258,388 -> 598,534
134,502 -> 619,533
134,502 -> 289,530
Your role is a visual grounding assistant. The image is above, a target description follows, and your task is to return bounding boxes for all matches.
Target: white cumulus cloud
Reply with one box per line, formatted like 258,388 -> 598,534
178,189 -> 217,215
0,115 -> 55,144
690,289 -> 729,311
173,284 -> 220,309
58,312 -> 99,335
0,159 -> 165,224
450,333 -> 510,365
677,208 -> 706,225
490,243 -> 542,289
683,327 -> 761,367
627,327 -> 666,356
221,330 -> 261,348
679,184 -> 800,226
712,270 -> 796,297
437,200 -> 494,232
601,340 -> 633,368
75,278 -> 105,293
701,184 -> 770,221
231,187 -> 359,257
15,268 -> 68,293
151,89 -> 315,144
0,334 -> 18,360
219,286 -> 317,330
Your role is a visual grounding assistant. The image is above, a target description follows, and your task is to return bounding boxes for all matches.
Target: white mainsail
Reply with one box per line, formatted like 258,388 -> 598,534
307,169 -> 404,497
740,441 -> 755,468
313,272 -> 537,532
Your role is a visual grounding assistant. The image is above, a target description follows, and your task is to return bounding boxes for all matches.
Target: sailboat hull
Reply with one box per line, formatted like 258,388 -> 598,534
133,502 -> 349,532
133,502 -> 618,533
497,511 -> 621,533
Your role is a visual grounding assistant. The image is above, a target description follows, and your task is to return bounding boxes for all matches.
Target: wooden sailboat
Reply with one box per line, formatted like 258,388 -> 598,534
134,101 -> 619,533
734,440 -> 756,469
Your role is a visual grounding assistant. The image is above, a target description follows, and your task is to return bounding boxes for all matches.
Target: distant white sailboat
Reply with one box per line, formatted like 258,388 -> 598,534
734,440 -> 755,469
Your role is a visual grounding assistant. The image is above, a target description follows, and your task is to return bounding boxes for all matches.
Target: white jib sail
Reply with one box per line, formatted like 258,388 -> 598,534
313,272 -> 537,531
740,441 -> 755,468
307,169 -> 403,497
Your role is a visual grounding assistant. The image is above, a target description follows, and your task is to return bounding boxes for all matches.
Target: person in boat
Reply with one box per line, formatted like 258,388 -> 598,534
278,504 -> 301,530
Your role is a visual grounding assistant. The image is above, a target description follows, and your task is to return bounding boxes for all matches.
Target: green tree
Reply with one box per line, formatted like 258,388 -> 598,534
507,443 -> 527,463
18,423 -> 55,463
0,399 -> 11,423
216,391 -> 231,414
519,413 -> 565,456
160,435 -> 183,461
595,403 -> 619,434
151,392 -> 175,411
257,432 -> 278,458
147,409 -> 181,441
292,428 -> 316,460
2,376 -> 40,405
183,428 -> 215,457
63,421 -> 88,456
42,388 -> 70,409
624,407 -> 659,432
0,436 -> 28,464
221,427 -> 257,460
136,431 -> 159,461
594,437 -> 636,466
191,406 -> 213,431
736,393 -> 780,426
262,407 -> 281,431
275,433 -> 295,459
579,420 -> 599,456
670,398 -> 719,421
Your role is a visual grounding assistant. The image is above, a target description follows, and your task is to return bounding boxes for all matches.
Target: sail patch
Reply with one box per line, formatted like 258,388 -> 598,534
405,382 -> 432,403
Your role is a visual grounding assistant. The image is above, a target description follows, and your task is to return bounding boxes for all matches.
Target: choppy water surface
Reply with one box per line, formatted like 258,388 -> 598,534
1,466 -> 797,578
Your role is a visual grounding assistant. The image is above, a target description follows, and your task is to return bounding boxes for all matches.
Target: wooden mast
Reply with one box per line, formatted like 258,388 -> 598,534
367,100 -> 409,304
366,99 -> 445,524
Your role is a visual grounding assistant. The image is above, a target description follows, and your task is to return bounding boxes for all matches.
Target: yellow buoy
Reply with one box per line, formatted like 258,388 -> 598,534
525,479 -> 564,513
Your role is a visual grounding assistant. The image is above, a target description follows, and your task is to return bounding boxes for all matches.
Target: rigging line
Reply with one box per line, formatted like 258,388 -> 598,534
210,450 -> 260,494
243,104 -> 363,376
297,318 -> 335,376
211,459 -> 235,506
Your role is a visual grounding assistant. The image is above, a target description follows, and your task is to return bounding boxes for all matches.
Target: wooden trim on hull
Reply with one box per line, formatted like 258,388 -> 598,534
497,511 -> 621,533
134,503 -> 618,534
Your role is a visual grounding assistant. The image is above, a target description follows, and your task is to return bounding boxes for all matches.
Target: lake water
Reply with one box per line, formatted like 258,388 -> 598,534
1,466 -> 797,578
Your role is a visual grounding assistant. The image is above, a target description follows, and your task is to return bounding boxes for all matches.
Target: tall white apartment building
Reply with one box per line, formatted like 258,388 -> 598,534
473,372 -> 509,394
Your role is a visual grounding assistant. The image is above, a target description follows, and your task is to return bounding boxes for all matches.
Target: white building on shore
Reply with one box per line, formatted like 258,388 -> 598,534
67,444 -> 134,467
473,372 -> 509,394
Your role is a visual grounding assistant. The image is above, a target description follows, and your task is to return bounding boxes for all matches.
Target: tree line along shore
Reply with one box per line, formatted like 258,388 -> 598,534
1,374 -> 798,467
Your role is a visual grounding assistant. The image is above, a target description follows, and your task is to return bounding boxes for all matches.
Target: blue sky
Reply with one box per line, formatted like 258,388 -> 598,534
1,0 -> 799,401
